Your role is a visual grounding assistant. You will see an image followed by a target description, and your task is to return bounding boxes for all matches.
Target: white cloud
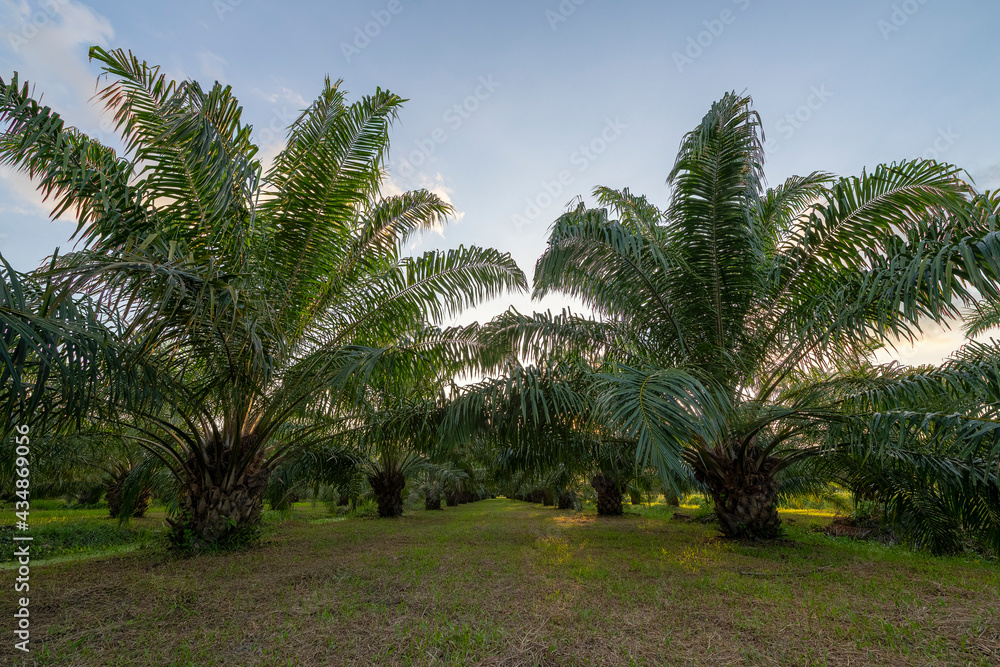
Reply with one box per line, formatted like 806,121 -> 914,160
379,175 -> 405,198
391,172 -> 465,253
1,0 -> 113,130
198,50 -> 228,83
252,86 -> 307,107
0,165 -> 77,222
413,172 -> 466,224
874,320 -> 968,368
0,1 -> 115,218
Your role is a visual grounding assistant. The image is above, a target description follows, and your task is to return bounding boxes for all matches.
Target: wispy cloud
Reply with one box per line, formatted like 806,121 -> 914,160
0,1 -> 115,218
1,0 -> 113,128
198,50 -> 228,83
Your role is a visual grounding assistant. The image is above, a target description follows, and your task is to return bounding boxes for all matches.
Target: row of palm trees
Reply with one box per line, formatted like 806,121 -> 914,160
2,49 -> 999,552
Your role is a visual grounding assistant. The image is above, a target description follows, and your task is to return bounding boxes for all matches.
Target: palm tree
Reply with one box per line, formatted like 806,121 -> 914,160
0,48 -> 525,547
814,344 -> 1000,553
503,92 -> 1000,538
0,254 -> 110,439
407,462 -> 468,510
446,358 -> 640,515
0,253 -> 119,498
263,442 -> 360,515
351,385 -> 445,518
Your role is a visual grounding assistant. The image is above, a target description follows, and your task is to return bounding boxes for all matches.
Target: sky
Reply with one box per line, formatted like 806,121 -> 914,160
1,0 -> 998,366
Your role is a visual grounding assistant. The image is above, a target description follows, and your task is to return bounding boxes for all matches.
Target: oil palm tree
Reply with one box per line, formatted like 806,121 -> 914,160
0,253 -> 120,498
446,358 -> 646,515
0,253 -> 111,440
814,343 -> 1000,553
0,48 -> 525,547
349,378 -> 446,518
500,92 -> 1000,538
407,462 -> 468,510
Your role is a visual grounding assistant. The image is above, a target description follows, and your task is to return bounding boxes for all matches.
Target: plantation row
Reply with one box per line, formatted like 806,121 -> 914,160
2,46 -> 999,558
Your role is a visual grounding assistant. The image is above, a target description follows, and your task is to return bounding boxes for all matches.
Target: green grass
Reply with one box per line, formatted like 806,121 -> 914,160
0,504 -> 168,564
3,500 -> 998,665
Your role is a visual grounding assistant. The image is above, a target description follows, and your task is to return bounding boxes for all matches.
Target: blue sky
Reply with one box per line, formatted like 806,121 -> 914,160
1,0 -> 998,365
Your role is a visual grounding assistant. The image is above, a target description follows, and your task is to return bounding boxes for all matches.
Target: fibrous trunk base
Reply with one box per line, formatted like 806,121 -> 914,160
591,473 -> 623,516
106,471 -> 152,519
425,492 -> 442,511
169,467 -> 269,549
369,470 -> 405,518
694,447 -> 781,539
557,492 -> 576,510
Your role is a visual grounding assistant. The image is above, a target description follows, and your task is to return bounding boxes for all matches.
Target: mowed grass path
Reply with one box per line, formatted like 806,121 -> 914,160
4,500 -> 999,666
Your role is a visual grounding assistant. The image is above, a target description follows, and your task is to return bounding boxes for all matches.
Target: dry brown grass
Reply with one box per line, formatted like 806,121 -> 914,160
3,500 -> 998,666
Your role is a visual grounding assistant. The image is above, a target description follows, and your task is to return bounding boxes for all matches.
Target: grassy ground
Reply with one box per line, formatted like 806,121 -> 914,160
1,504 -> 163,564
2,500 -> 998,666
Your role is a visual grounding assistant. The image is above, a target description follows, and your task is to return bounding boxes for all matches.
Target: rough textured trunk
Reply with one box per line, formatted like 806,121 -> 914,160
106,470 -> 152,519
665,490 -> 680,507
542,489 -> 554,506
369,469 -> 405,518
629,489 -> 642,505
526,489 -> 546,504
74,484 -> 104,506
693,446 -> 781,539
169,466 -> 269,549
557,491 -> 576,510
168,434 -> 272,549
446,490 -> 460,506
425,490 -> 442,511
591,472 -> 623,516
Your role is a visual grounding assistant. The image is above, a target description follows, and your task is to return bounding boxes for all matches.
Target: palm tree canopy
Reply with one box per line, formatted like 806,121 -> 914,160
525,93 -> 1000,457
0,48 -> 526,542
486,92 -> 1000,543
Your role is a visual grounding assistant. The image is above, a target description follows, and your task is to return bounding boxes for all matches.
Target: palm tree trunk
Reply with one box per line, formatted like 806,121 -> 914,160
526,489 -> 546,504
424,490 -> 442,510
693,448 -> 781,539
557,491 -> 576,510
106,470 -> 152,519
446,490 -> 459,506
591,472 -> 623,516
369,469 -> 405,518
169,466 -> 270,549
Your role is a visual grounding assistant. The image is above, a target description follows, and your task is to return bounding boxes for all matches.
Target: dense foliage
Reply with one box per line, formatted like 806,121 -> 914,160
2,56 -> 999,556
0,48 -> 524,546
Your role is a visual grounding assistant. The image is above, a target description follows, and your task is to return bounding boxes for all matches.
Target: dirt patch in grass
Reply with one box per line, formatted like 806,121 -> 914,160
3,500 -> 998,666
